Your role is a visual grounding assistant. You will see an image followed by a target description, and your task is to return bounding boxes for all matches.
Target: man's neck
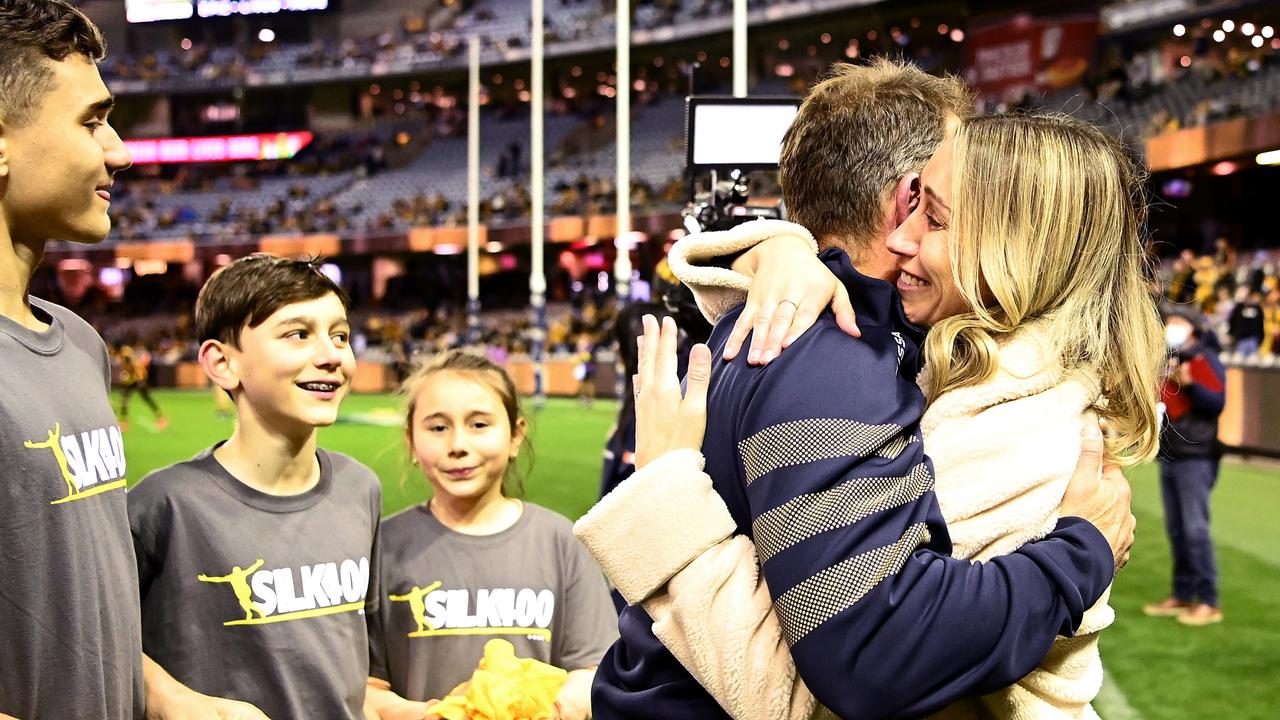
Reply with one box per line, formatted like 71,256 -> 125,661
0,223 -> 47,330
214,407 -> 321,496
817,232 -> 872,274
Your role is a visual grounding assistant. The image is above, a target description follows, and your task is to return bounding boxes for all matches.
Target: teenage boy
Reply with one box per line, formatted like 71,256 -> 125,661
3,1 -> 167,716
129,254 -> 383,719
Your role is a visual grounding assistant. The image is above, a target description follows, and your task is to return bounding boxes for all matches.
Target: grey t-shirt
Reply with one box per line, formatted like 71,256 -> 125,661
369,502 -> 617,701
0,297 -> 144,719
129,446 -> 382,720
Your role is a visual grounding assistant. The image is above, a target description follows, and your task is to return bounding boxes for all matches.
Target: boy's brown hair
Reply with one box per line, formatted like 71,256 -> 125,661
195,254 -> 349,346
0,0 -> 106,126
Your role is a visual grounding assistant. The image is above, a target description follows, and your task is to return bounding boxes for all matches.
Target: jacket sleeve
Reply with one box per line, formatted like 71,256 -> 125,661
575,449 -> 821,720
1183,355 -> 1226,415
736,331 -> 1115,720
574,449 -> 736,604
668,220 -> 819,324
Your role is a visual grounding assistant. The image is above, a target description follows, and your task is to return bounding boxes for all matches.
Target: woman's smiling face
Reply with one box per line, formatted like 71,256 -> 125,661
885,133 -> 970,327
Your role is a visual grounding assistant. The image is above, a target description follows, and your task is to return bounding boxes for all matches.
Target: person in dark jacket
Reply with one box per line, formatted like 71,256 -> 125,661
600,302 -> 669,500
1227,290 -> 1265,356
1145,311 -> 1226,625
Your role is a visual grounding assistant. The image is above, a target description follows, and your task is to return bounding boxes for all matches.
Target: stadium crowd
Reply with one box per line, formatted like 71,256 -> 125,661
1161,243 -> 1280,359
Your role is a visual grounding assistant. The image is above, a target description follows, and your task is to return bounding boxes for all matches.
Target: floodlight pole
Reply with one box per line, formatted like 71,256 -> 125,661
530,0 -> 547,409
466,35 -> 481,345
734,0 -> 747,97
614,0 -> 632,303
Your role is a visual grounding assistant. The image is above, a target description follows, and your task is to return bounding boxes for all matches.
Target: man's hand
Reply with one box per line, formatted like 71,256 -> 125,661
725,234 -> 858,364
1060,422 -> 1136,572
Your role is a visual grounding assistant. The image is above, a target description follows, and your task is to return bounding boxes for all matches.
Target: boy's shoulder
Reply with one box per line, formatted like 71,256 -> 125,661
129,448 -> 219,509
30,296 -> 86,329
29,296 -> 107,355
319,448 -> 381,493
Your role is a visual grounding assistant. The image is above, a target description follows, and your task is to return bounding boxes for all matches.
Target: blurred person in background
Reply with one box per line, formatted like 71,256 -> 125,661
1212,236 -> 1236,270
599,301 -> 671,502
114,341 -> 168,431
598,300 -> 672,614
1145,311 -> 1226,625
1168,250 -> 1197,305
1263,289 -> 1280,356
1228,290 -> 1265,356
573,333 -> 597,408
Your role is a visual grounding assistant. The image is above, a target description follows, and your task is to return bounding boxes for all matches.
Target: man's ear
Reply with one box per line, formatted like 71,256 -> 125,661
894,173 -> 920,228
0,126 -> 9,182
198,339 -> 240,394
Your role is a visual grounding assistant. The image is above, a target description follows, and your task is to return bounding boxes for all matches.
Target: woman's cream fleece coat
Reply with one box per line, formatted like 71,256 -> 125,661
574,223 -> 1114,720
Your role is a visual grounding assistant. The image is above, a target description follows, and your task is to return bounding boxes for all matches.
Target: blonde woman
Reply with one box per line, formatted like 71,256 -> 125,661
576,112 -> 1164,719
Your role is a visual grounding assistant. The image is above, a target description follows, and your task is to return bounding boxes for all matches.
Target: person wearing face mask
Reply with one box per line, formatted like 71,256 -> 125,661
1144,311 -> 1226,625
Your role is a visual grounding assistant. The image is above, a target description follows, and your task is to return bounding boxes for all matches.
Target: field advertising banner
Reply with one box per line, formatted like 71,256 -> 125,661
964,14 -> 1099,103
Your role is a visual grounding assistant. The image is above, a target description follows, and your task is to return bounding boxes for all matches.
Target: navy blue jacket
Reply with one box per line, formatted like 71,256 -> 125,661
592,250 -> 1115,719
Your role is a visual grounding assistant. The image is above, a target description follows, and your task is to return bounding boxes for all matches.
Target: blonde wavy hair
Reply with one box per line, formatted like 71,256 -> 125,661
921,112 -> 1165,466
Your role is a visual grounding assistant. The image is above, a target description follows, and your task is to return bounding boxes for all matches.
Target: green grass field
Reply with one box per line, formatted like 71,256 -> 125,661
120,389 -> 1280,720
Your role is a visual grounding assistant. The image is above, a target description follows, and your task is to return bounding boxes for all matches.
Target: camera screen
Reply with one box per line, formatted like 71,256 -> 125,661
688,99 -> 799,169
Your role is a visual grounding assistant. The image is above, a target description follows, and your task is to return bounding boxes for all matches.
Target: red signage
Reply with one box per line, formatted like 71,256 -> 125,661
124,131 -> 314,165
964,14 -> 1099,102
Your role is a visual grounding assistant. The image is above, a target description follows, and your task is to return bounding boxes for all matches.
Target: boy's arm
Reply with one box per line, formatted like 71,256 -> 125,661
143,655 -> 270,720
738,338 -> 1114,720
128,480 -> 166,602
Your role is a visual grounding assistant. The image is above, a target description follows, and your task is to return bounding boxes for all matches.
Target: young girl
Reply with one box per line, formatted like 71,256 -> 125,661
365,350 -> 617,720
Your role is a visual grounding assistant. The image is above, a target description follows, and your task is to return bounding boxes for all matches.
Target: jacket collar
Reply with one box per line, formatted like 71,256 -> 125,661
821,247 -> 925,348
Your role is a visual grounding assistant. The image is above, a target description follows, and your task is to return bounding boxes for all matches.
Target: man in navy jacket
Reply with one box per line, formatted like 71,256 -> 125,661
592,60 -> 1133,719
